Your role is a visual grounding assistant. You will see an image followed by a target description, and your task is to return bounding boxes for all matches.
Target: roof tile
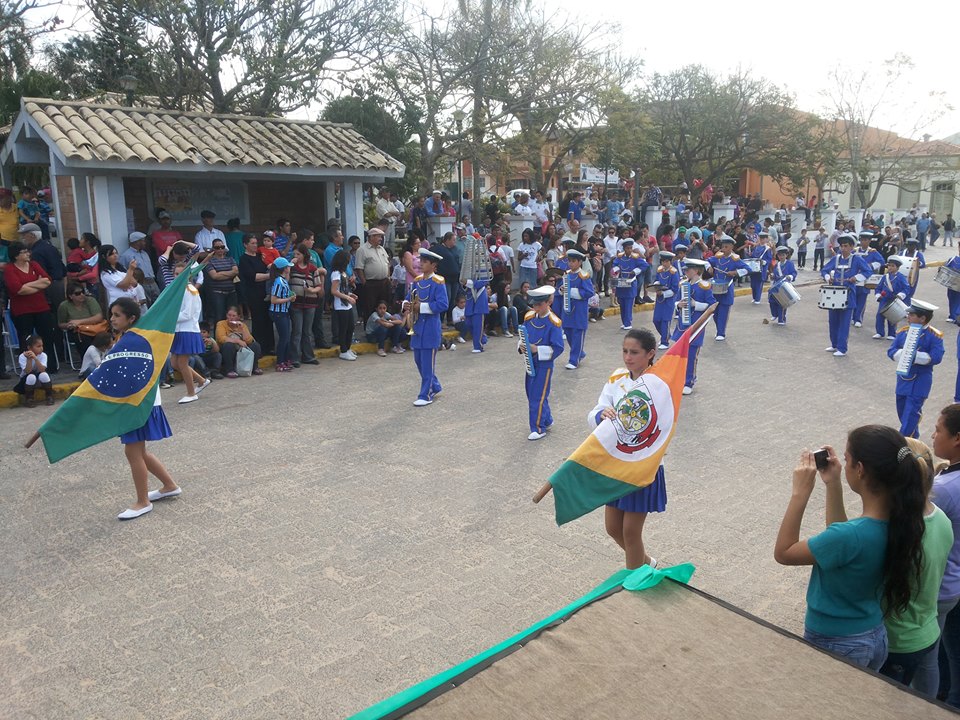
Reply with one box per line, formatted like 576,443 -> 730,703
18,98 -> 403,174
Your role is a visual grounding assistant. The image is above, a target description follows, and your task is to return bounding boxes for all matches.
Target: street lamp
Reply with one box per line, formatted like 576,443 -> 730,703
453,109 -> 466,219
119,74 -> 138,107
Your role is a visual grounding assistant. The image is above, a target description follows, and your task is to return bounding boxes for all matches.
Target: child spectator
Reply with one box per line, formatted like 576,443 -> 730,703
258,231 -> 280,267
65,237 -> 84,272
14,334 -> 54,407
131,267 -> 149,309
189,321 -> 223,379
452,294 -> 467,343
366,300 -> 405,356
17,186 -> 40,226
79,331 -> 112,379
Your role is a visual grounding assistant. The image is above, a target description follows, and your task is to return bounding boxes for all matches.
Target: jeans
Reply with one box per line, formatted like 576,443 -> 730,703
880,639 -> 938,689
498,306 -> 519,333
290,305 -> 316,361
518,266 -> 538,290
334,308 -> 353,353
454,320 -> 467,338
189,350 -> 222,375
270,311 -> 291,365
206,289 -> 236,324
813,248 -> 825,270
367,323 -> 403,349
919,596 -> 960,704
804,624 -> 888,671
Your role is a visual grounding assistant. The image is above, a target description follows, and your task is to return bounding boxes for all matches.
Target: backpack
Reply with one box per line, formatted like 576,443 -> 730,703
489,248 -> 507,275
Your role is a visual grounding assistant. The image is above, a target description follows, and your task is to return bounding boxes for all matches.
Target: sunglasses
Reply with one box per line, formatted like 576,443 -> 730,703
71,290 -> 85,296
213,245 -> 225,249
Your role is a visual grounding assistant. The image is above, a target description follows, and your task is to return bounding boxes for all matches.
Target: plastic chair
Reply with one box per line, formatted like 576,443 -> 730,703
2,307 -> 18,374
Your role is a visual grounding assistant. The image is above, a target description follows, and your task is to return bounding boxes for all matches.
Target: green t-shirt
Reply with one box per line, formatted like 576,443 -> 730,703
885,506 -> 954,653
225,230 -> 245,265
57,296 -> 102,325
806,517 -> 888,636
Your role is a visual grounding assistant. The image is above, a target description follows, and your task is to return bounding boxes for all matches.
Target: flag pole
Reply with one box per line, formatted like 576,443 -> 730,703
532,303 -> 718,505
25,431 -> 40,449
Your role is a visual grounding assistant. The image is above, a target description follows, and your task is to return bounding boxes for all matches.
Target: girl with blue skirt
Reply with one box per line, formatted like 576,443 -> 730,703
109,297 -> 181,520
588,328 -> 665,569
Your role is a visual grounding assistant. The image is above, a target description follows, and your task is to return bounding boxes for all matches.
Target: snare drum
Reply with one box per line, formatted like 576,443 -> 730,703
935,265 -> 960,292
743,258 -> 763,273
818,285 -> 849,310
711,279 -> 730,295
771,279 -> 801,309
616,277 -> 635,289
864,274 -> 883,289
880,297 -> 908,324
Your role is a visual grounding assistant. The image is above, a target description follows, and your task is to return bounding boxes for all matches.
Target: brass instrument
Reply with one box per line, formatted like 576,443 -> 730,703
679,278 -> 691,326
406,288 -> 419,336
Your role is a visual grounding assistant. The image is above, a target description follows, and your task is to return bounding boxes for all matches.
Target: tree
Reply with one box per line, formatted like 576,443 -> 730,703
823,54 -> 955,209
2,0 -> 62,80
643,66 -> 824,201
0,67 -> 65,125
117,0 -> 392,114
586,88 -> 657,201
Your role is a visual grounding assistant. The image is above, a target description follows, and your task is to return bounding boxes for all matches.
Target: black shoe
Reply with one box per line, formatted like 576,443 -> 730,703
292,362 -> 301,368
302,357 -> 319,365
316,343 -> 332,349
210,371 -> 224,379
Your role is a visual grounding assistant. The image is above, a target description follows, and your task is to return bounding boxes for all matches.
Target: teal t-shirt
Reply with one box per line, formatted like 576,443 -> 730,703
886,506 -> 954,653
806,517 -> 888,636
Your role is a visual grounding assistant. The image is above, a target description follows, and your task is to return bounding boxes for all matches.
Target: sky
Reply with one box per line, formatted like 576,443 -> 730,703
25,0 -> 960,141
551,0 -> 960,141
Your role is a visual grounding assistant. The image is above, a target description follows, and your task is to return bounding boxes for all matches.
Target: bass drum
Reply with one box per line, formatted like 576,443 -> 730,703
880,297 -> 908,324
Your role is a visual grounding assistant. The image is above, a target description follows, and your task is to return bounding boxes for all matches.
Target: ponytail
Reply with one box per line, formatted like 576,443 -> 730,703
847,425 -> 926,616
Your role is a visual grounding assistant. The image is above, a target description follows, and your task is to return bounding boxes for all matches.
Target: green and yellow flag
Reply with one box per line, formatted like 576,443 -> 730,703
36,264 -> 199,463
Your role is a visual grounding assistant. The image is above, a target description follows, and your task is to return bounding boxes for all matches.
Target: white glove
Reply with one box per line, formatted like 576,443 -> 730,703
822,275 -> 830,283
893,349 -> 903,361
419,302 -> 432,314
736,268 -> 748,278
570,288 -> 582,300
466,279 -> 474,289
897,292 -> 905,300
875,294 -> 881,302
537,346 -> 553,361
633,268 -> 644,276
662,289 -> 674,298
872,262 -> 881,271
693,301 -> 708,311
786,275 -> 795,282
915,352 -> 932,365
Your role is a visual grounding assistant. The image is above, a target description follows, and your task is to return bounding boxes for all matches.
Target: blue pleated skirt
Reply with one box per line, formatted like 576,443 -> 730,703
171,331 -> 204,355
606,465 -> 667,513
120,405 -> 173,444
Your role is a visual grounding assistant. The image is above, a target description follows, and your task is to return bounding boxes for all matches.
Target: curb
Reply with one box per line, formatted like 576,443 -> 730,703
0,329 -> 463,410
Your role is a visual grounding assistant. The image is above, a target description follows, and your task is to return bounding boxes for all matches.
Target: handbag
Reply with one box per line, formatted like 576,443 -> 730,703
76,320 -> 110,337
236,346 -> 255,377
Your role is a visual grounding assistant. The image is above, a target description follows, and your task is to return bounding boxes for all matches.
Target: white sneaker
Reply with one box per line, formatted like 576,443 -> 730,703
413,398 -> 433,407
776,321 -> 785,326
854,321 -> 862,328
471,348 -> 483,353
528,431 -> 547,441
872,333 -> 882,339
565,363 -> 577,370
178,394 -> 199,404
657,344 -> 669,350
117,504 -> 153,520
825,346 -> 836,352
448,344 -> 456,351
504,331 -> 514,337
833,350 -> 846,357
886,335 -> 896,340
715,335 -> 725,341
348,350 -> 358,359
339,352 -> 356,361
682,386 -> 692,395
622,325 -> 632,330
589,318 -> 597,323
457,336 -> 466,343
195,378 -> 211,394
770,317 -> 778,323
752,300 -> 761,305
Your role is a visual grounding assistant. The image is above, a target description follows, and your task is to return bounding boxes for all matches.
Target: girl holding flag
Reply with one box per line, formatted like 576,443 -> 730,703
589,328 -> 665,570
109,297 -> 181,520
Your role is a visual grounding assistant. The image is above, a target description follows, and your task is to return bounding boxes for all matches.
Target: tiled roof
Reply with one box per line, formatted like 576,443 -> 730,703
19,98 -> 404,174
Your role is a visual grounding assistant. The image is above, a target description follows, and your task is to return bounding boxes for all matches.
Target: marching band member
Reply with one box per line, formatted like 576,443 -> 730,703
672,242 -> 688,274
590,327 -> 666,569
405,248 -> 449,406
873,256 -> 912,340
707,236 -> 749,341
854,231 -> 884,328
749,230 -> 773,304
554,237 -> 575,273
652,251 -> 680,348
821,234 -> 871,357
768,246 -> 797,325
463,268 -> 489,353
519,286 -> 565,440
561,249 -> 594,369
673,258 -> 716,395
903,237 -> 927,272
611,238 -> 648,330
944,245 -> 960,323
887,299 -> 944,438
544,267 -> 565,318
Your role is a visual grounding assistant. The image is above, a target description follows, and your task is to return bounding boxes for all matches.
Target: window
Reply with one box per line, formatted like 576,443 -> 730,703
897,181 -> 921,210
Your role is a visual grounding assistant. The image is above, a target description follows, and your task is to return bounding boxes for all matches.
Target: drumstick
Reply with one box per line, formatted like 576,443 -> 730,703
533,308 -> 716,506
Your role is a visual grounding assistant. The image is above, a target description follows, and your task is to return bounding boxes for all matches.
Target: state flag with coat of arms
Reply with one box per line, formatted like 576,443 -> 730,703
547,321 -> 705,525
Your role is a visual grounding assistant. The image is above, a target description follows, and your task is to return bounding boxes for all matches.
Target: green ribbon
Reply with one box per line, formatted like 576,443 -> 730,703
622,562 -> 696,592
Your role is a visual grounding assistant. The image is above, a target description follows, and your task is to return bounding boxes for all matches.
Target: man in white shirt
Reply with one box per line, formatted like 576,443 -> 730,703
194,210 -> 225,251
513,193 -> 534,216
529,190 -> 550,228
376,186 -> 401,246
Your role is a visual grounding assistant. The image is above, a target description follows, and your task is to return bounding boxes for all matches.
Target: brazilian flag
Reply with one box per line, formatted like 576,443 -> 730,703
37,263 -> 200,463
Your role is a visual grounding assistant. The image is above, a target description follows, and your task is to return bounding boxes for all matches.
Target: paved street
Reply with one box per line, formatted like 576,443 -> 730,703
2,258 -> 959,718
